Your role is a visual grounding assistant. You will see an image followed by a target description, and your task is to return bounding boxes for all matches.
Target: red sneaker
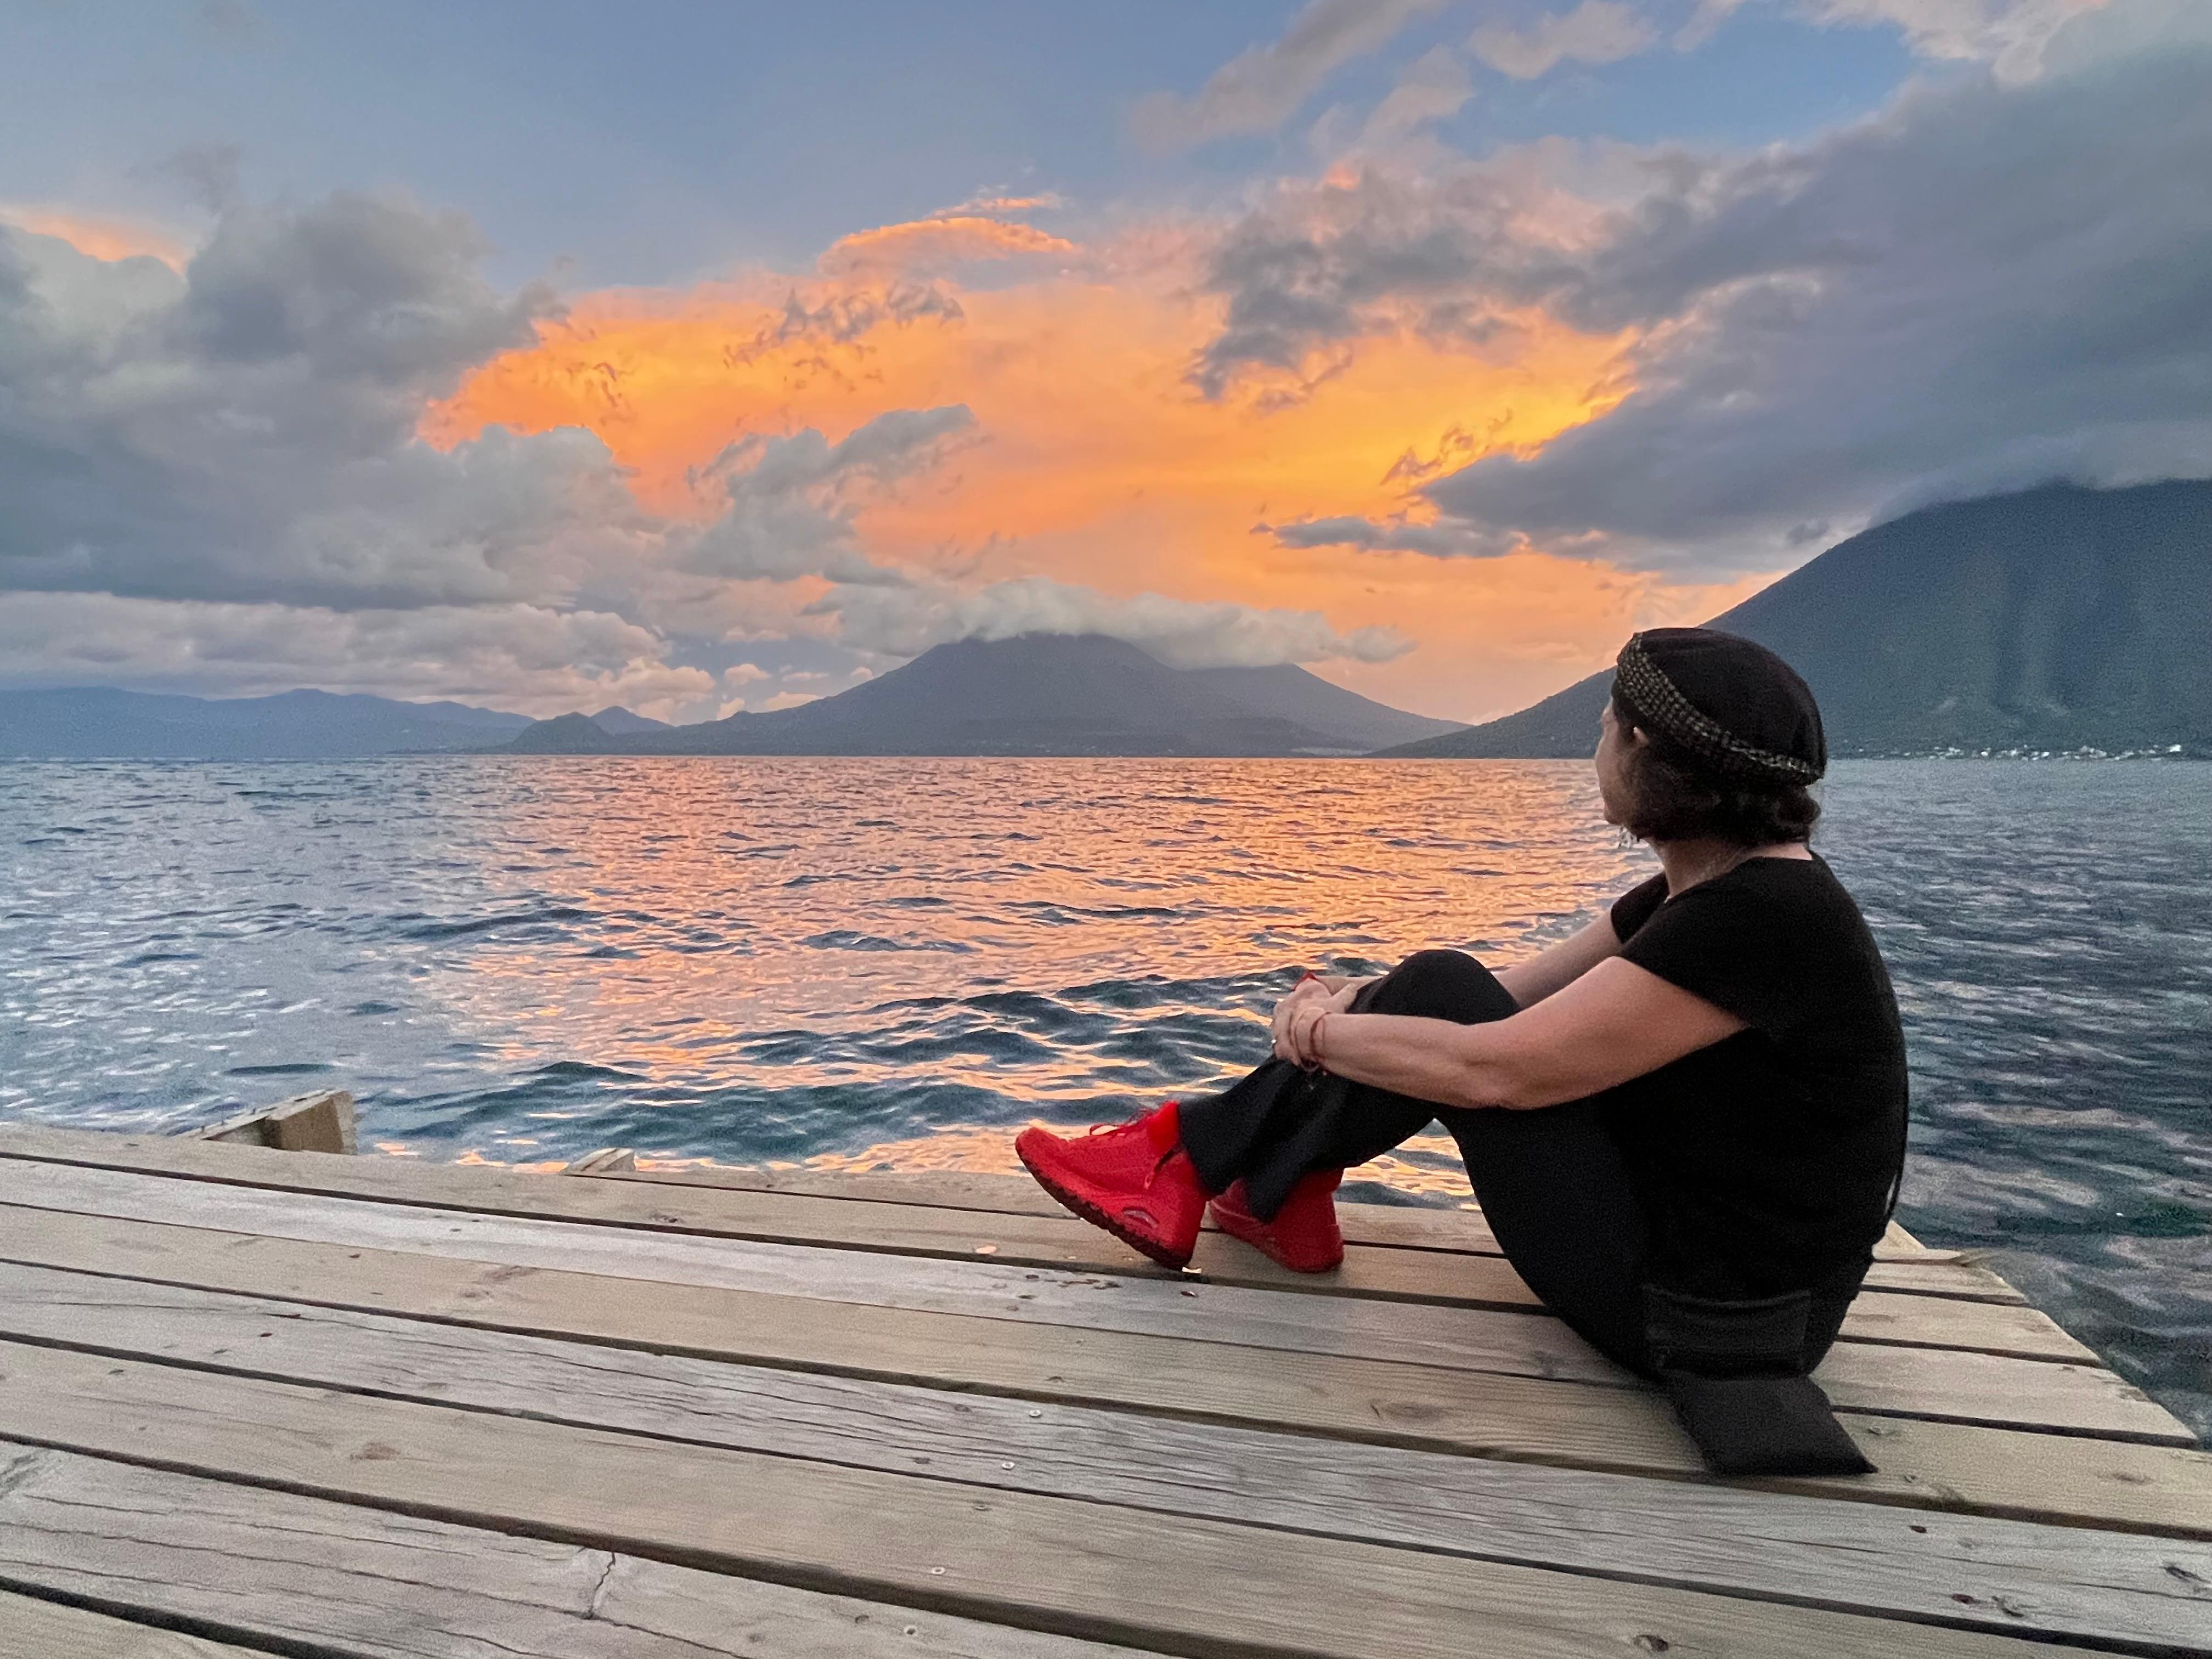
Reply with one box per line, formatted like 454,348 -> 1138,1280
1210,1169 -> 1345,1273
1015,1101 -> 1209,1269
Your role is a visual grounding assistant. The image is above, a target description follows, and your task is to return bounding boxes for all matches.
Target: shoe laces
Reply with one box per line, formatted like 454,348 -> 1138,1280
1078,1115 -> 1148,1148
1076,1113 -> 1183,1185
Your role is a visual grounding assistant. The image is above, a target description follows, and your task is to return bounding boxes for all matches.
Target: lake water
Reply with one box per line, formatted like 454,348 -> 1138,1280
3,755 -> 2207,1436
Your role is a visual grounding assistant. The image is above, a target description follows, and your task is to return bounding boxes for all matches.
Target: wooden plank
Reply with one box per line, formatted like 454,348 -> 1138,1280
1865,1256 -> 2028,1302
3,1130 -> 1560,1309
591,1163 -> 1967,1267
0,1123 -> 2001,1307
198,1090 -> 357,1155
0,1135 -> 2064,1357
9,1266 -> 2207,1651
0,1165 -> 2172,1440
0,1589 -> 259,1659
0,1441 -> 1158,1659
0,1341 -> 2128,1659
6,1206 -> 2207,1539
562,1147 -> 637,1175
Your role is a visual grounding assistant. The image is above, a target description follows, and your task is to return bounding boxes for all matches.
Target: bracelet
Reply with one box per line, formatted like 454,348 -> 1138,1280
1311,1012 -> 1330,1070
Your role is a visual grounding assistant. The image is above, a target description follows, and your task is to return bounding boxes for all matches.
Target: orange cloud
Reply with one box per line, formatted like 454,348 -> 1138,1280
427,216 -> 1758,721
819,215 -> 1076,278
2,206 -> 190,270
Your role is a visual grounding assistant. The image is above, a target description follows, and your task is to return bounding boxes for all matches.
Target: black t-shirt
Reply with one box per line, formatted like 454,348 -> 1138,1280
1606,855 -> 1909,1297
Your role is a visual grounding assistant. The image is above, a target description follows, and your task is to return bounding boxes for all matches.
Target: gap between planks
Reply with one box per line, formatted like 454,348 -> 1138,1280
0,1586 -> 264,1659
2,1262 -> 2206,1654
2,1202 -> 2206,1540
0,1340 -> 2149,1659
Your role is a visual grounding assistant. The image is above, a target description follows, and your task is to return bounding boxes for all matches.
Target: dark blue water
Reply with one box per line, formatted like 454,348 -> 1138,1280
2,757 -> 2206,1435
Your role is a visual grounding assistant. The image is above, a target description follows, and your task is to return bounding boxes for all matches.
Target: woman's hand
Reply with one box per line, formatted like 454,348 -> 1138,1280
1272,975 -> 1355,1067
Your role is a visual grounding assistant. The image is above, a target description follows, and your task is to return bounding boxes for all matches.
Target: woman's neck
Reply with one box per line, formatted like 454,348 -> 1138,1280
1653,837 -> 1812,895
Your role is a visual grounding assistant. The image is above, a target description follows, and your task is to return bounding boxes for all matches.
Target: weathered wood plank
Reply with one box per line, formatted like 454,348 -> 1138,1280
0,1440 -> 1159,1659
0,1124 -> 2014,1314
7,1205 -> 2207,1538
0,1341 -> 2128,1659
0,1588 -> 258,1659
8,1266 -> 2205,1651
588,1163 -> 1965,1265
0,1164 -> 2172,1440
0,1147 -> 2087,1366
198,1089 -> 357,1155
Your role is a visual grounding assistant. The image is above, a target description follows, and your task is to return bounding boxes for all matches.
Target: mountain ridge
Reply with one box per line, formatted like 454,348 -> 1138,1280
500,635 -> 1464,758
1381,480 -> 2212,760
0,686 -> 534,759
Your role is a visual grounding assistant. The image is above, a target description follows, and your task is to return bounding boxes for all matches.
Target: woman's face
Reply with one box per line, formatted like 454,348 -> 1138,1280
1594,701 -> 1640,826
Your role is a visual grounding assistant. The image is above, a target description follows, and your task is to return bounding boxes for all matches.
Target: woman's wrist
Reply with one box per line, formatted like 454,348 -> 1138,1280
1290,1002 -> 1337,1071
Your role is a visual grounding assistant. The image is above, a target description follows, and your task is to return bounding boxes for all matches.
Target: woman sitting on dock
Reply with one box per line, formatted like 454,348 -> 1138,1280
1016,628 -> 1909,1475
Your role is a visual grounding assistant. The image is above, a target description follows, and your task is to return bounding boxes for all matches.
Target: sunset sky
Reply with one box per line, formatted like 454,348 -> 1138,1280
3,0 -> 2205,723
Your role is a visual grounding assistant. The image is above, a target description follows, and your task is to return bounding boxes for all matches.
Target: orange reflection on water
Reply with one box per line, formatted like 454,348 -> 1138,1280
373,755 -> 1649,1183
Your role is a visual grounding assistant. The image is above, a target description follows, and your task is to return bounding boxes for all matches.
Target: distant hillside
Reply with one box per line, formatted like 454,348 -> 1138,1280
503,635 -> 1463,758
1180,663 -> 1460,749
590,706 -> 670,734
0,687 -> 533,759
1382,481 -> 2212,759
505,712 -> 619,754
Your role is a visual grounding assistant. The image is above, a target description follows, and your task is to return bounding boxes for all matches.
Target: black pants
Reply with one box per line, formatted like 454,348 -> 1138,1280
1178,949 -> 1857,1381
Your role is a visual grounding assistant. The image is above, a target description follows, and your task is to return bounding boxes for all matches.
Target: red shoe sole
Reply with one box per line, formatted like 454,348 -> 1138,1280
1017,1141 -> 1196,1271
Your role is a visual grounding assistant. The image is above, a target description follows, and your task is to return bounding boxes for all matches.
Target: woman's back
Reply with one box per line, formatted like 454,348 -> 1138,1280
1605,855 -> 1910,1296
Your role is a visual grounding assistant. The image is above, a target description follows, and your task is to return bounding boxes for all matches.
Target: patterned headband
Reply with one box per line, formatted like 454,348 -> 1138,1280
1613,636 -> 1825,785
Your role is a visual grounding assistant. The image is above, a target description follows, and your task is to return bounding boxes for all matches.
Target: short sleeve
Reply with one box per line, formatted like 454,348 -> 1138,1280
1618,874 -> 1820,1039
1610,873 -> 1671,944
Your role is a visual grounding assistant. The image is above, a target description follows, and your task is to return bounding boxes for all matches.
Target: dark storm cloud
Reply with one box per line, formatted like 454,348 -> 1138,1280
1206,8 -> 2212,571
0,193 -> 615,611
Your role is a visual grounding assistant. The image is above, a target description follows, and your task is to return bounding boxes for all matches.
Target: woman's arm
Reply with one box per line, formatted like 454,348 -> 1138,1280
1282,957 -> 1745,1110
1491,913 -> 1630,1008
1298,906 -> 1626,1017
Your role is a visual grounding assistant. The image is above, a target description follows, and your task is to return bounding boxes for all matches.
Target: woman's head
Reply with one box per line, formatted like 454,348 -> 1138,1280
1595,629 -> 1826,848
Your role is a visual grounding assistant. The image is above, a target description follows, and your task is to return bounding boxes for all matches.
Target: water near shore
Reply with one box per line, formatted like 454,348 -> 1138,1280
3,755 -> 2207,1434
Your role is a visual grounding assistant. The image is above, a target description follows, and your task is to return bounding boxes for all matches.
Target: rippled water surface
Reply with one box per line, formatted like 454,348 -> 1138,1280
3,756 -> 2207,1434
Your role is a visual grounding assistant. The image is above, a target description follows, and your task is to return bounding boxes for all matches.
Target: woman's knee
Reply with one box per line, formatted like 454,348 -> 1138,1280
1363,949 -> 1516,1023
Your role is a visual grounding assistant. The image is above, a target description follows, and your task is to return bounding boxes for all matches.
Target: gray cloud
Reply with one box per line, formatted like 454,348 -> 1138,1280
0,193 -> 1401,710
1200,1 -> 2212,571
0,194 -> 625,611
1261,513 -> 1523,559
1132,0 -> 1445,152
823,575 -> 1412,669
1805,1 -> 2108,82
681,407 -> 977,585
1187,156 -> 1573,396
1468,2 -> 1657,80
0,591 -> 715,717
1350,46 -> 1477,149
1679,1 -> 2106,75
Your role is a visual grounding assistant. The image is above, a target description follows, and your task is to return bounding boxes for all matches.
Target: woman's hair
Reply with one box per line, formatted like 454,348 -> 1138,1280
1611,685 -> 1821,847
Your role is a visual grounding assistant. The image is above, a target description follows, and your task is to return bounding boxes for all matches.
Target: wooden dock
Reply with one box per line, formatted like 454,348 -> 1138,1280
0,1120 -> 2206,1657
